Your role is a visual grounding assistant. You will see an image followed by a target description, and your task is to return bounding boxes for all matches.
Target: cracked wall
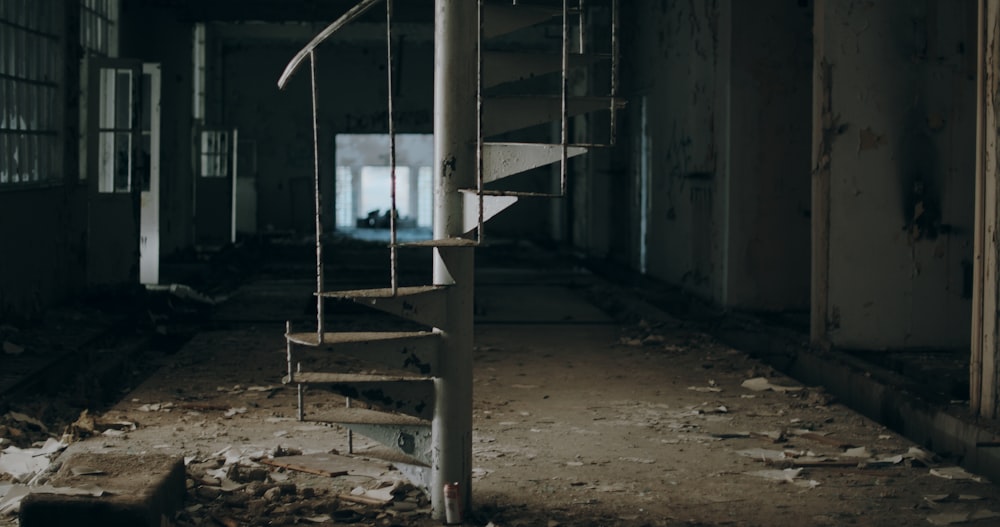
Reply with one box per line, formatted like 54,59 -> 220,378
816,0 -> 976,349
613,1 -> 811,309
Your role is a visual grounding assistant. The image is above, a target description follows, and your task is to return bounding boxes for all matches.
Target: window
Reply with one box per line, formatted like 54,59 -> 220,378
0,0 -> 62,187
96,65 -> 136,192
199,130 -> 231,178
334,134 -> 434,231
80,0 -> 118,58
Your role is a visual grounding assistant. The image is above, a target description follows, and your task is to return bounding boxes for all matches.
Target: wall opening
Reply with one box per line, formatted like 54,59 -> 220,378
334,133 -> 433,241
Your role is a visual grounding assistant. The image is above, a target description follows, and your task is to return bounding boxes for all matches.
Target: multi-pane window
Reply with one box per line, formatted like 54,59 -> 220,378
200,130 -> 231,178
0,0 -> 62,187
80,0 -> 117,57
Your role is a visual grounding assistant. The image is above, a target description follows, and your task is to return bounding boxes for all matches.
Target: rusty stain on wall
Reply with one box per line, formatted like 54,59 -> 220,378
858,126 -> 886,151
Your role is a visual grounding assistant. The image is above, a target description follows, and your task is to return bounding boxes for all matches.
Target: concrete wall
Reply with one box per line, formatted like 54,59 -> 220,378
726,1 -> 812,311
617,0 -> 731,302
219,26 -> 434,235
0,2 -> 87,321
609,1 -> 810,310
815,0 -> 975,349
0,189 -> 87,320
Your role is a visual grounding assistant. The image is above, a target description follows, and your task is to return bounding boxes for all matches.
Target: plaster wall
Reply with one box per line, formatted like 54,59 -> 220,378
725,1 -> 812,311
619,0 -> 731,302
817,0 -> 975,349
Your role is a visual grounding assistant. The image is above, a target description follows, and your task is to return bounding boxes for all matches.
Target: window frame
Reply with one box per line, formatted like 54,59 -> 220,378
0,0 -> 64,190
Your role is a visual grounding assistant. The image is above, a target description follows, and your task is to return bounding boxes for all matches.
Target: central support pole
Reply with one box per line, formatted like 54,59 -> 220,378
431,0 -> 476,519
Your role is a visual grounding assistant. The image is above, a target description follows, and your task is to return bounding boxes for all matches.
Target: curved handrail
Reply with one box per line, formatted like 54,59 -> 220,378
277,0 -> 383,89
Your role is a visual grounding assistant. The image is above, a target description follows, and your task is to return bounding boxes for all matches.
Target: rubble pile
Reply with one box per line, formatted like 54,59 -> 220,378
177,454 -> 431,527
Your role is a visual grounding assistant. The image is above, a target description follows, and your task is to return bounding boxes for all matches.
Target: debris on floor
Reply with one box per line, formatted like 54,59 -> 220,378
0,437 -> 66,483
741,377 -> 804,393
176,450 -> 430,527
932,466 -> 990,483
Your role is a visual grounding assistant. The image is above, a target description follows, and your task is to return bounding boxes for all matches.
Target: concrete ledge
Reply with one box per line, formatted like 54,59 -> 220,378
19,453 -> 185,527
783,348 -> 1000,482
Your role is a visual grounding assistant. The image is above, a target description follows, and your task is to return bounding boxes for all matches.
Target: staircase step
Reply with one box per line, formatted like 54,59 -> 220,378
482,3 -> 563,39
304,406 -> 429,427
463,189 -> 563,198
305,408 -> 433,465
288,374 -> 435,420
318,285 -> 444,299
483,51 -> 609,88
286,331 -> 430,346
396,238 -> 478,248
318,286 -> 449,328
287,331 -> 440,376
460,191 -> 519,234
483,95 -> 626,136
482,142 -> 588,184
284,372 -> 434,384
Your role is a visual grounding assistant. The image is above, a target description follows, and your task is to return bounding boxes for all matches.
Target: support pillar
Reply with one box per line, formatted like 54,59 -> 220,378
972,0 -> 1000,418
431,0 -> 476,519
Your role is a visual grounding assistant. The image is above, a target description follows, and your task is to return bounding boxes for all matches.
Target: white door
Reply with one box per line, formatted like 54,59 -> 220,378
139,63 -> 162,284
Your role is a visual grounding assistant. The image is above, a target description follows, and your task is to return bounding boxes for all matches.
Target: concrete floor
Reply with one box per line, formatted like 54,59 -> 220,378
4,239 -> 1000,526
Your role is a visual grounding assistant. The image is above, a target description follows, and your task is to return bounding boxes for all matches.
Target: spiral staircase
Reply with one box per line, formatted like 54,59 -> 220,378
276,0 -> 621,518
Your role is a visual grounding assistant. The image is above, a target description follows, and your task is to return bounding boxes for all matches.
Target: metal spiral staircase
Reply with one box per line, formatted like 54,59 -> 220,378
276,0 -> 620,519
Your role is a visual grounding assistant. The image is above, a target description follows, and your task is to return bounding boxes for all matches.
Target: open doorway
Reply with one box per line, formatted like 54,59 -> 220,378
334,134 -> 433,242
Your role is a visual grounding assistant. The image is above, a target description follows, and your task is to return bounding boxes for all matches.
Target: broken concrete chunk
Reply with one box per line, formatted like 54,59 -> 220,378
741,377 -> 803,393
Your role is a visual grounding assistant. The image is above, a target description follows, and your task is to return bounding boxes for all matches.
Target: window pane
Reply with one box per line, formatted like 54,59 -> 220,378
0,80 -> 6,129
26,134 -> 36,182
115,69 -> 131,129
0,135 -> 8,183
114,131 -> 130,191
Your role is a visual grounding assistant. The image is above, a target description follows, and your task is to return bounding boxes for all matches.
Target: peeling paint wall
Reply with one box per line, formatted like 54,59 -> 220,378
816,0 -> 975,349
618,0 -> 731,301
611,1 -> 811,309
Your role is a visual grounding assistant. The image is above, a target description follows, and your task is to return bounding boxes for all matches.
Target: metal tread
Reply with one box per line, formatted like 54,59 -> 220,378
354,445 -> 432,469
316,285 -> 448,299
284,372 -> 434,384
303,406 -> 430,427
286,330 -> 438,347
395,238 -> 479,248
482,140 -> 609,149
459,188 -> 563,198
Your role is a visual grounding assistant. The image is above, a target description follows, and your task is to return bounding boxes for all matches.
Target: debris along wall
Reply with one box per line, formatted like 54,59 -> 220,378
618,0 -> 731,303
219,24 -> 434,235
725,0 -> 812,311
814,0 -> 976,349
